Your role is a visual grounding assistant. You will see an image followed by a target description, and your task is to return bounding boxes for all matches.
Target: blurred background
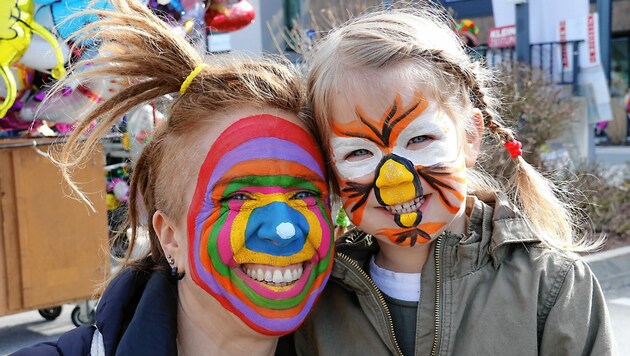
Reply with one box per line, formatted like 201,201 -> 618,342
0,0 -> 629,354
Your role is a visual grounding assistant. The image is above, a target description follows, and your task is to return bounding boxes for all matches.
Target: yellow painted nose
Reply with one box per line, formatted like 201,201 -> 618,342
375,159 -> 417,206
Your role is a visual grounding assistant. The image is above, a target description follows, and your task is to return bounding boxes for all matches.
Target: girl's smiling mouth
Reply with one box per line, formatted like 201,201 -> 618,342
383,194 -> 430,215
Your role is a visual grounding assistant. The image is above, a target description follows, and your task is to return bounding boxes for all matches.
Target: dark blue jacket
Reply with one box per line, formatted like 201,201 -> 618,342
12,267 -> 179,356
12,267 -> 296,355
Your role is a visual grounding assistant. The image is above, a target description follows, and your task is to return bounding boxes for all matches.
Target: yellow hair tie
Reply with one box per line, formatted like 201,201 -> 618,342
180,64 -> 208,95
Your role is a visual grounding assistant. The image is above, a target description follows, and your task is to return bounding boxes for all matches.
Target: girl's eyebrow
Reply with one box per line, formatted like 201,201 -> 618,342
332,92 -> 429,148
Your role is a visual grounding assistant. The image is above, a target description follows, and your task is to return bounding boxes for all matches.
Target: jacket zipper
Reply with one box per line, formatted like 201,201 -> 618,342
430,236 -> 443,356
336,252 -> 404,356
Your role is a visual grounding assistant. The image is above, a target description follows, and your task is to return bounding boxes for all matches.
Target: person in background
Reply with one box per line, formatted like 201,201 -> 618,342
296,6 -> 615,355
13,0 -> 332,354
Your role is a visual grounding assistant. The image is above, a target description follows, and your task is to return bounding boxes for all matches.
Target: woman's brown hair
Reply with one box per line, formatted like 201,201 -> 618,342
53,0 -> 315,281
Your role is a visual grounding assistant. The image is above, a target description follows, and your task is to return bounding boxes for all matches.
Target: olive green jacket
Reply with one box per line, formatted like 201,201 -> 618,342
295,194 -> 616,355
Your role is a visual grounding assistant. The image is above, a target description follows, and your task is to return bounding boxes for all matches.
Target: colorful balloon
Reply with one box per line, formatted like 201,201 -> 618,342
20,47 -> 125,123
20,35 -> 71,73
0,62 -> 34,100
34,0 -> 113,44
1,0 -> 65,118
205,0 -> 255,33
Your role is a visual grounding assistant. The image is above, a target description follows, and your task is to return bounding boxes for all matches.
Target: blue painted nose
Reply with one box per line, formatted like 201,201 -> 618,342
245,202 -> 309,256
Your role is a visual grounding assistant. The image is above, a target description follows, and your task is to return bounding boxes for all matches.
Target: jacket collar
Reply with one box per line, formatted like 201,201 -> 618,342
333,192 -> 540,283
95,266 -> 178,356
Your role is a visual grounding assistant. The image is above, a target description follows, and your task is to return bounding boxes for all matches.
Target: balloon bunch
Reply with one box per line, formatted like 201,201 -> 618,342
1,0 -> 257,139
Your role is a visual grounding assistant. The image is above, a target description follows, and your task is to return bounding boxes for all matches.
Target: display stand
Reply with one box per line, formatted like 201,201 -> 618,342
0,138 -> 109,323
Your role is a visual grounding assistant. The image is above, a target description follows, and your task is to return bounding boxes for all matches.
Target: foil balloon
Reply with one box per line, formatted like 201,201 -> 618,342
0,63 -> 34,101
20,35 -> 71,73
1,0 -> 66,118
205,0 -> 255,33
20,47 -> 125,123
21,76 -> 124,123
34,0 -> 113,45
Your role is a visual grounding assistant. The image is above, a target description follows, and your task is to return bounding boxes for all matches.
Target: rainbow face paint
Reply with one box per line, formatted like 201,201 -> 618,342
330,91 -> 467,246
187,115 -> 332,335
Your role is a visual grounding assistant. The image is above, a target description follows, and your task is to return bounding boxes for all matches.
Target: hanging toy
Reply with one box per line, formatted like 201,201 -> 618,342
0,0 -> 66,118
111,179 -> 129,203
205,0 -> 255,33
147,0 -> 185,22
456,19 -> 480,47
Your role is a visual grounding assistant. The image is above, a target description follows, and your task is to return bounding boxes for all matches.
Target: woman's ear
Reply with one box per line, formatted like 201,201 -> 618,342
153,210 -> 184,270
465,109 -> 484,168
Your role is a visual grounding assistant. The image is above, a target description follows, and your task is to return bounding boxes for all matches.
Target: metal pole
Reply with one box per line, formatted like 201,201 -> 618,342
572,41 -> 580,95
515,2 -> 530,63
596,0 -> 612,85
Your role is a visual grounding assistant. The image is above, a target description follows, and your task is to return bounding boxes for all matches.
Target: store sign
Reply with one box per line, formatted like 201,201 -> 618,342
487,25 -> 516,48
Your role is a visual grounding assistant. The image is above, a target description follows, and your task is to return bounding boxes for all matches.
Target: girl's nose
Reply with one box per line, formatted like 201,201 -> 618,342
374,154 -> 422,206
245,202 -> 309,256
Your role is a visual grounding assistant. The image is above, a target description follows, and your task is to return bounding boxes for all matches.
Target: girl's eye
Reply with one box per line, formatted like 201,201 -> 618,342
344,149 -> 373,161
291,191 -> 318,200
407,135 -> 430,148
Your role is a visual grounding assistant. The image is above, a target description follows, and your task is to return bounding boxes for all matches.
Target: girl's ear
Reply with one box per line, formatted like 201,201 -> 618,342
153,210 -> 184,271
465,109 -> 484,168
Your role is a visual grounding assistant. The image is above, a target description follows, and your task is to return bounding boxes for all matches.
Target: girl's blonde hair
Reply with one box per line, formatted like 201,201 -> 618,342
56,0 -> 314,279
307,6 -> 593,252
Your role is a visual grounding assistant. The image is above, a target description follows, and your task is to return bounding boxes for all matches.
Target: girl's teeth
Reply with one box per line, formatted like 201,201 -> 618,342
385,196 -> 424,214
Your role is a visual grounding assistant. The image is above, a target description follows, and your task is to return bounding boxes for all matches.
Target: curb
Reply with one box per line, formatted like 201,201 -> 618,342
583,246 -> 630,293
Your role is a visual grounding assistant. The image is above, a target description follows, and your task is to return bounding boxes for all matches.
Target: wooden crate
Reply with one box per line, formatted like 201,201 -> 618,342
0,138 -> 109,315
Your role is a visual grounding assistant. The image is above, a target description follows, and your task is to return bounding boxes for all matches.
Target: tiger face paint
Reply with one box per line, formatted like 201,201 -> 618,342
330,90 -> 468,247
188,115 -> 332,335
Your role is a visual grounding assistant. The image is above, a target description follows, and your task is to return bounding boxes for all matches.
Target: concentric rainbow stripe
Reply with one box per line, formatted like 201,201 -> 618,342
187,115 -> 333,335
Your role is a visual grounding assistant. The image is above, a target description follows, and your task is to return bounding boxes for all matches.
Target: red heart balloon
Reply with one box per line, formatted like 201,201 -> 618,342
205,0 -> 255,33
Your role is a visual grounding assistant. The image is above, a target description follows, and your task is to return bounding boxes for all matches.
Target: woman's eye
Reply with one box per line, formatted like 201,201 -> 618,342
291,191 -> 318,200
344,149 -> 373,161
224,193 -> 250,202
407,135 -> 430,147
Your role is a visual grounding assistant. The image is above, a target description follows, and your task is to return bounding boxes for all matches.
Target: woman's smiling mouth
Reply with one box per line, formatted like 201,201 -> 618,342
241,262 -> 305,287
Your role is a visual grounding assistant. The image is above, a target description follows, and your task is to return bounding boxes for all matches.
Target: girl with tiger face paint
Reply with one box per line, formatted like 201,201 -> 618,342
299,7 -> 613,356
328,70 -> 479,272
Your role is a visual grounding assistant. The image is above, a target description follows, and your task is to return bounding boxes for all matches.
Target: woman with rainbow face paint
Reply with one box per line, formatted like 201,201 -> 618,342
13,1 -> 332,355
188,114 -> 332,336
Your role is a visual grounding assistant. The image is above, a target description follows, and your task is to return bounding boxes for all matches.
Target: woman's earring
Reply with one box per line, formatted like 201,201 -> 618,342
166,254 -> 185,280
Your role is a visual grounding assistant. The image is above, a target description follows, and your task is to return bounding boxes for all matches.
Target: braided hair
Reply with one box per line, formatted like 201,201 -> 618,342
307,5 -> 593,251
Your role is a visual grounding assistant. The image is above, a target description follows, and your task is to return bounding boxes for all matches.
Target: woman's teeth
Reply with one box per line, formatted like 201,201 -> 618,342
384,196 -> 424,214
242,263 -> 304,286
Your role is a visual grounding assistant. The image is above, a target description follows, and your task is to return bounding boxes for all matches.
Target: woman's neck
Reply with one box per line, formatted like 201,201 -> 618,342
176,278 -> 278,356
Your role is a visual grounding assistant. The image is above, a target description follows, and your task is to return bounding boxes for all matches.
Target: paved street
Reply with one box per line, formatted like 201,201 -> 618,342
1,257 -> 629,355
0,304 -> 75,355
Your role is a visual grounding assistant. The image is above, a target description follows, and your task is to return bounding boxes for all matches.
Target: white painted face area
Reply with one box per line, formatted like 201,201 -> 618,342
331,137 -> 383,180
328,77 -> 471,247
392,105 -> 459,167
